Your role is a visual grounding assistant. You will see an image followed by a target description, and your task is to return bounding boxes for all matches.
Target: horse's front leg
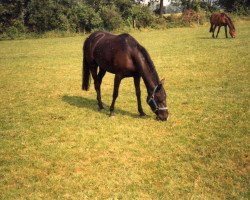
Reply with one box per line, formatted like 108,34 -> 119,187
225,26 -> 228,38
216,26 -> 221,38
110,74 -> 122,117
212,25 -> 217,38
134,76 -> 146,116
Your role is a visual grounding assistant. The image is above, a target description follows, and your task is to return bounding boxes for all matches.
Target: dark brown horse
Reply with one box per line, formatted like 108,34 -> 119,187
82,31 -> 168,121
209,13 -> 236,38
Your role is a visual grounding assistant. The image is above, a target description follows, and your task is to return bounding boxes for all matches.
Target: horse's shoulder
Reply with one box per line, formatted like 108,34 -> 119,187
220,12 -> 226,16
119,33 -> 137,44
118,33 -> 133,39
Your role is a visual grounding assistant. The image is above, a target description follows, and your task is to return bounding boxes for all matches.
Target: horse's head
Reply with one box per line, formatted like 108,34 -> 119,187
147,81 -> 169,121
229,29 -> 236,38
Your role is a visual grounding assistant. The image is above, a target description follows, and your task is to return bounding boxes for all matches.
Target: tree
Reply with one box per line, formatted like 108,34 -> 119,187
160,0 -> 164,16
71,2 -> 103,32
171,0 -> 218,11
0,0 -> 26,34
217,0 -> 249,14
99,5 -> 124,31
130,4 -> 154,28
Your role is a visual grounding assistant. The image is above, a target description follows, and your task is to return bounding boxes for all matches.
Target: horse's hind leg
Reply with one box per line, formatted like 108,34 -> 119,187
212,25 -> 216,38
90,64 -> 105,110
134,76 -> 146,116
110,74 -> 122,117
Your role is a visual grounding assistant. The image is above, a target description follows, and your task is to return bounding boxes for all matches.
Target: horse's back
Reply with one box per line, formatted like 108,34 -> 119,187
210,13 -> 227,25
84,31 -> 140,76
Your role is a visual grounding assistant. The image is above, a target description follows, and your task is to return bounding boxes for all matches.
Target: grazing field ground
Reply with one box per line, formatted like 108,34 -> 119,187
0,21 -> 249,199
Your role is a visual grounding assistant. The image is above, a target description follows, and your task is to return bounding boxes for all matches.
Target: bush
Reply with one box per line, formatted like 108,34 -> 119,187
151,16 -> 167,29
181,9 -> 207,25
164,14 -> 184,28
234,2 -> 250,15
72,3 -> 103,32
0,19 -> 27,39
100,6 -> 124,31
130,5 -> 154,28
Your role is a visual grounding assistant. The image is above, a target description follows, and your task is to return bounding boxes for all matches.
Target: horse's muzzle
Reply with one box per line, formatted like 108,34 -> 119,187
156,113 -> 168,121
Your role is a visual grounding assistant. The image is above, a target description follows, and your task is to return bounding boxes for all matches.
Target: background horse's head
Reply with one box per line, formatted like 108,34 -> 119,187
229,29 -> 236,38
225,13 -> 236,38
147,81 -> 168,121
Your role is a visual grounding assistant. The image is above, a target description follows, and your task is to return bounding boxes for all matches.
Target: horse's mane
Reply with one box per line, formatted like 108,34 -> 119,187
119,33 -> 160,84
137,44 -> 160,83
224,13 -> 235,30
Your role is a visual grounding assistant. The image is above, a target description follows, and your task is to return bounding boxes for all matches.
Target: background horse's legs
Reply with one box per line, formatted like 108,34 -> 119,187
134,76 -> 146,116
110,74 -> 122,117
224,26 -> 228,38
212,25 -> 217,38
209,23 -> 214,33
216,26 -> 221,38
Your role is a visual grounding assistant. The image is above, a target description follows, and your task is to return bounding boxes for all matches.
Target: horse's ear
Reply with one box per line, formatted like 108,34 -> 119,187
160,78 -> 165,85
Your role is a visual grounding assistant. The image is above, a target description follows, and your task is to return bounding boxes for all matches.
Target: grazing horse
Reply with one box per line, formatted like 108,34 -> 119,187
82,31 -> 168,121
209,13 -> 236,38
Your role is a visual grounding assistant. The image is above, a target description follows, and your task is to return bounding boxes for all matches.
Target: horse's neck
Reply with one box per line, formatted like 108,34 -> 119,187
135,46 -> 160,95
226,17 -> 234,30
141,67 -> 159,95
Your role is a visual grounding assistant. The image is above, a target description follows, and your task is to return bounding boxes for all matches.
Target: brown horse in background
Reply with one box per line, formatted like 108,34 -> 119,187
209,13 -> 236,38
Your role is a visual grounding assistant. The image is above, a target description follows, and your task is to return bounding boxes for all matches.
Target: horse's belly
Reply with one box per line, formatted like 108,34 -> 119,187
98,52 -> 137,77
103,64 -> 137,77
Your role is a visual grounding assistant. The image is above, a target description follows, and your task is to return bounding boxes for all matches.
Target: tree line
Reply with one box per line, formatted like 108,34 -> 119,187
0,0 -> 249,39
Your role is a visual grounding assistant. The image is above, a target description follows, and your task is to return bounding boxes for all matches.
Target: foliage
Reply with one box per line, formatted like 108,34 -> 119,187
181,9 -> 206,25
0,0 -> 249,39
217,0 -> 250,15
172,0 -> 249,13
71,2 -> 103,32
100,5 -> 124,31
130,5 -> 154,28
0,0 -> 26,34
171,0 -> 200,11
0,0 -> 156,36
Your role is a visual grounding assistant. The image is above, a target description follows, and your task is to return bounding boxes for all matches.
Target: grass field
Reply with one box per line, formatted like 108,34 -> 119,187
0,21 -> 249,199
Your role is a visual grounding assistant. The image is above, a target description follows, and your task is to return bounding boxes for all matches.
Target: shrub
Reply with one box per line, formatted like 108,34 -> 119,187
130,5 -> 154,28
151,16 -> 167,29
72,3 -> 103,32
181,9 -> 207,25
164,14 -> 184,28
100,6 -> 124,31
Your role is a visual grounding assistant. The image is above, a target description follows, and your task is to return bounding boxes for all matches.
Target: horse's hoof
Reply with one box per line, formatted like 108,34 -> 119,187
139,112 -> 146,117
98,107 -> 104,111
109,112 -> 115,117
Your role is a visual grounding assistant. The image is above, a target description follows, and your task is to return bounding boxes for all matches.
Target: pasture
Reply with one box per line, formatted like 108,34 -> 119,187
0,21 -> 249,199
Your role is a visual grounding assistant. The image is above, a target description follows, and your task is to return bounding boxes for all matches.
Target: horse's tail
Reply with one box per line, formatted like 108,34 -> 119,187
82,40 -> 91,91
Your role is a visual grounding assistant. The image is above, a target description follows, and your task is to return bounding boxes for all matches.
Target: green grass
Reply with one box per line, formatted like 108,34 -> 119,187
0,21 -> 249,199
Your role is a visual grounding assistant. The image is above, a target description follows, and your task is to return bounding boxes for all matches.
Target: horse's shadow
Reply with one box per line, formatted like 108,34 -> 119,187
198,36 -> 230,40
198,36 -> 214,40
62,95 -> 149,119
